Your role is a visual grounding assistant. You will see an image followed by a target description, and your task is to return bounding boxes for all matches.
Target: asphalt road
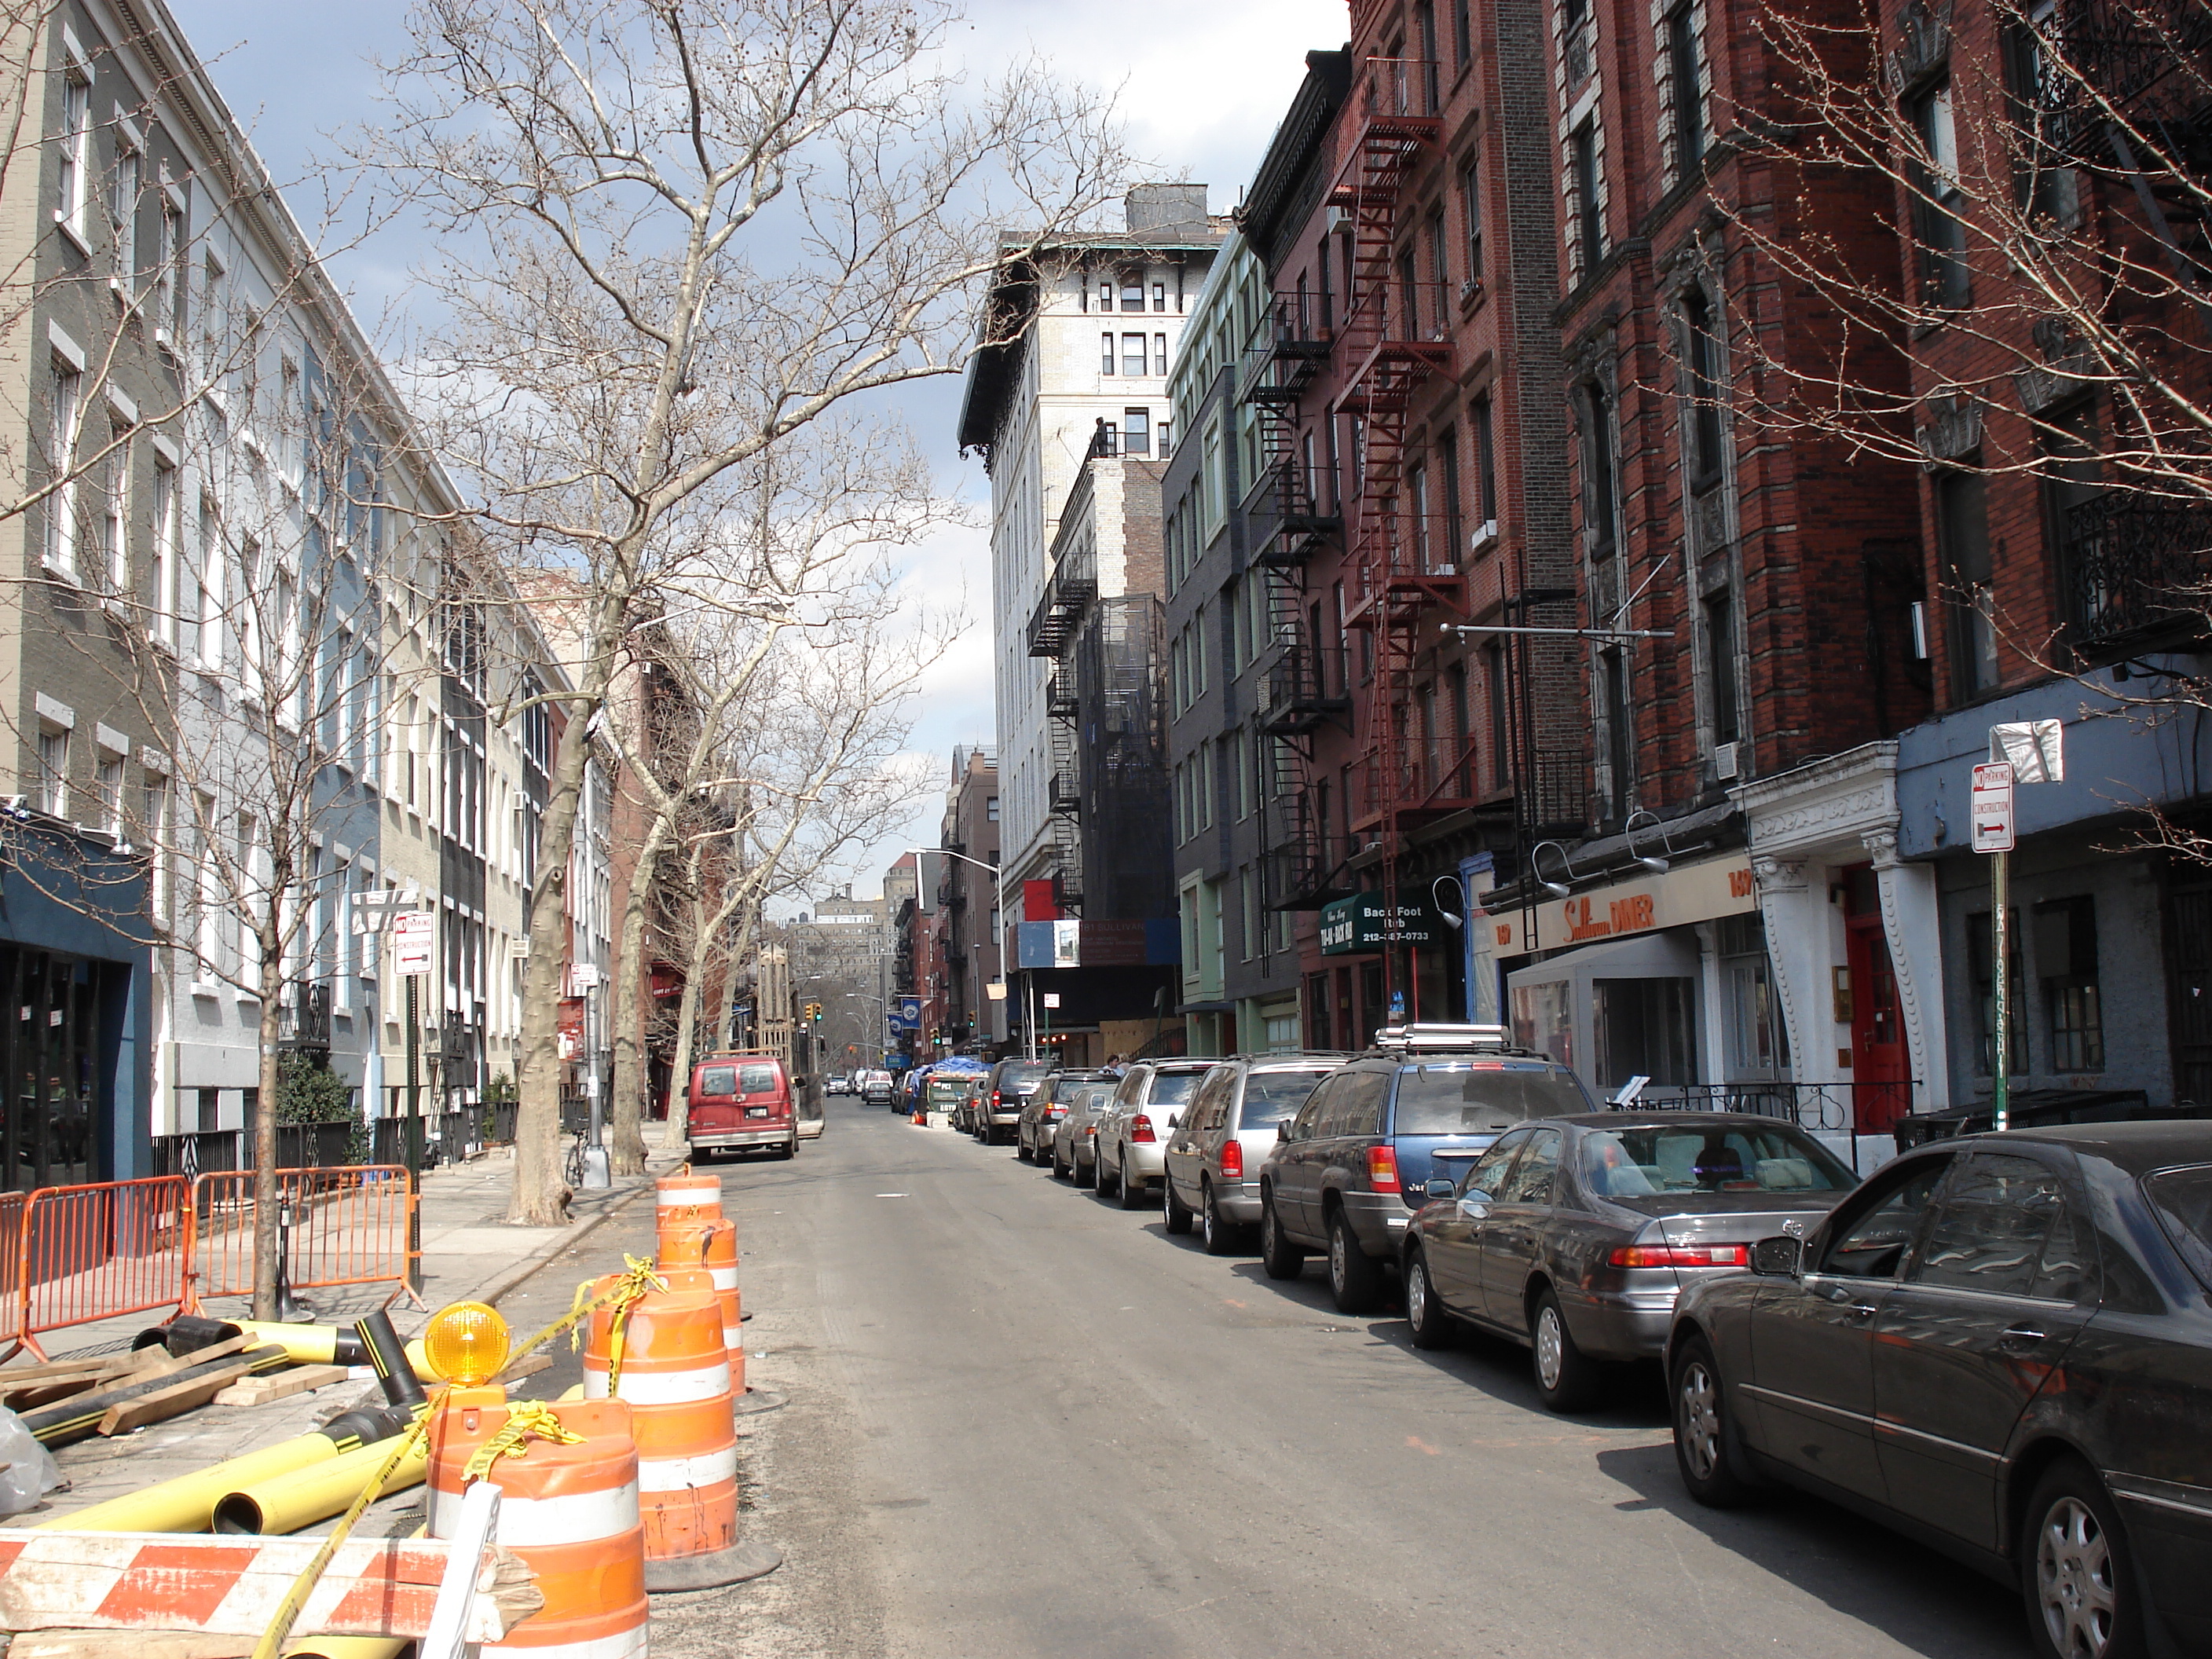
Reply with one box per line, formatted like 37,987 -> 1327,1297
541,1097 -> 2029,1659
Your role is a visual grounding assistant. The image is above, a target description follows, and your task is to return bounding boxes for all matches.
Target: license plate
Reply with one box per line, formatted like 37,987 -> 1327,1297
745,1106 -> 769,1119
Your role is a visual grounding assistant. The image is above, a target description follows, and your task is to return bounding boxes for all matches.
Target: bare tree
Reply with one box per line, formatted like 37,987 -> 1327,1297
361,0 -> 1129,1221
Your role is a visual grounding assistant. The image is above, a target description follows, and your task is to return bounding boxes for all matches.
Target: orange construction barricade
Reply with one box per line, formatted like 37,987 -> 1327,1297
654,1170 -> 722,1229
427,1393 -> 648,1656
657,1218 -> 742,1394
15,1177 -> 191,1360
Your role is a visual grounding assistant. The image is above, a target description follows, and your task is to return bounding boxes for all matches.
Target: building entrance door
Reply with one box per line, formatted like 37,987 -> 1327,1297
0,947 -> 101,1191
1844,866 -> 1909,1133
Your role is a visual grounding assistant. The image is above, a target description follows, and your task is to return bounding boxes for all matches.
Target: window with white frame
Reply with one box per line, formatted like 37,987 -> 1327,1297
1101,331 -> 1115,375
35,724 -> 68,818
100,423 -> 129,594
141,772 -> 170,925
96,743 -> 123,834
196,495 -> 223,667
155,174 -> 185,343
108,124 -> 140,287
46,357 -> 82,576
151,452 -> 178,643
57,53 -> 90,244
1121,332 -> 1148,376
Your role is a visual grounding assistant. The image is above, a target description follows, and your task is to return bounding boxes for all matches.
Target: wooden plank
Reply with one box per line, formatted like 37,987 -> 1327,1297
211,1364 -> 348,1408
8,1635 -> 254,1658
491,1351 -> 552,1385
97,1359 -> 255,1436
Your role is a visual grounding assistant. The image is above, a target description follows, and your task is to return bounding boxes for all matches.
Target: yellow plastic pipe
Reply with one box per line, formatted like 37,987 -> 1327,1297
285,1642 -> 407,1659
227,1320 -> 441,1381
35,1423 -> 376,1533
212,1432 -> 430,1536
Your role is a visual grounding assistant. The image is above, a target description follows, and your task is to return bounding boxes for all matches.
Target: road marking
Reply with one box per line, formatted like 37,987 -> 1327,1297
1223,1298 -> 1247,1309
1407,1435 -> 1441,1456
876,1193 -> 908,1198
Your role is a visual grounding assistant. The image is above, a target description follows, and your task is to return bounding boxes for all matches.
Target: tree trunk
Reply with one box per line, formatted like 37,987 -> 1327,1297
511,597 -> 622,1225
606,814 -> 671,1177
249,937 -> 284,1320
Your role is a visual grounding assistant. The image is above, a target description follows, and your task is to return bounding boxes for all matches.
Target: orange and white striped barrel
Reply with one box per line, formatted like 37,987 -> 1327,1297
654,1170 -> 723,1229
582,1276 -> 738,1563
657,1218 -> 743,1392
427,1392 -> 647,1657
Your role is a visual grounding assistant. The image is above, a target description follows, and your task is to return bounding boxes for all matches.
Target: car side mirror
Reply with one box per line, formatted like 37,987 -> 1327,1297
1424,1177 -> 1456,1199
1751,1235 -> 1804,1276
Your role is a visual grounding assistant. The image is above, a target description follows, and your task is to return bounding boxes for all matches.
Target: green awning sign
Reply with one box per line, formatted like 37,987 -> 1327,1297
1320,891 -> 1446,955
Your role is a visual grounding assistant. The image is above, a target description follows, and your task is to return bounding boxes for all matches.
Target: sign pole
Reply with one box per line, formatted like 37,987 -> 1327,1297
1992,848 -> 2010,1133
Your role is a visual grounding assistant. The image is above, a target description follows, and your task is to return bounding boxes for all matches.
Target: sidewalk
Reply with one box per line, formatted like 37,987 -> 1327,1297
28,1124 -> 693,1527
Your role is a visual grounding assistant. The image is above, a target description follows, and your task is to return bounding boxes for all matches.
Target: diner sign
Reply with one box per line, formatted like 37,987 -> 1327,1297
1488,856 -> 1756,960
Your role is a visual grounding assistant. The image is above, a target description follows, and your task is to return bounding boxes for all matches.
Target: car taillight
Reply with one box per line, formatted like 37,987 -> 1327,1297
1220,1141 -> 1243,1179
1368,1145 -> 1401,1193
992,1091 -> 1003,1108
1046,1106 -> 1065,1119
1131,1114 -> 1156,1143
1609,1244 -> 1751,1269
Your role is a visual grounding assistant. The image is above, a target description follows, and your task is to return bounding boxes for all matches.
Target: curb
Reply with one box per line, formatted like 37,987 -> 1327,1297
475,1180 -> 654,1312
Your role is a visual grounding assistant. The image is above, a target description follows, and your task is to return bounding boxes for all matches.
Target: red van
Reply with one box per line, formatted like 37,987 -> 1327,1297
685,1053 -> 797,1161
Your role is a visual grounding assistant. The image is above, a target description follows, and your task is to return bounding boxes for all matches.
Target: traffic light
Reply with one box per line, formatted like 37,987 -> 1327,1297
804,1000 -> 822,1024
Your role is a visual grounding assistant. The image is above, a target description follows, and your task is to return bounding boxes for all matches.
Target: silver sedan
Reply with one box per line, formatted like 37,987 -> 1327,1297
1049,1081 -> 1121,1186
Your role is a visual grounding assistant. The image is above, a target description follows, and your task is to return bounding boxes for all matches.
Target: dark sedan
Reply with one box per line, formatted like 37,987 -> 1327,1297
1401,1112 -> 1858,1411
1664,1122 -> 2212,1659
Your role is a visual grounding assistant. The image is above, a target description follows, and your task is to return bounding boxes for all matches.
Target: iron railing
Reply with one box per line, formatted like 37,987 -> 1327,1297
149,1130 -> 242,1179
1606,1080 -> 1919,1153
1259,643 -> 1352,736
2064,490 -> 2212,656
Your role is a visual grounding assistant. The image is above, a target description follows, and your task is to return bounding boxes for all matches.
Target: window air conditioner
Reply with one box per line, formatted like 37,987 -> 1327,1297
1712,742 -> 1740,781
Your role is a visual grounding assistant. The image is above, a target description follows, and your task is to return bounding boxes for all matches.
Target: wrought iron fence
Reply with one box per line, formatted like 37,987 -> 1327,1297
2064,491 -> 2212,656
150,1130 -> 243,1180
1606,1080 -> 1919,1141
241,1120 -> 357,1171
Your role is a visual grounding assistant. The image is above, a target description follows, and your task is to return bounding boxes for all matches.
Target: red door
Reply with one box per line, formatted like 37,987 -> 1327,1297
1844,866 -> 1910,1133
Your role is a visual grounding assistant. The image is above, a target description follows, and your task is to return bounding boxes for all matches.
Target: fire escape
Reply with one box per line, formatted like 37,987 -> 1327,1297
2031,0 -> 2212,659
1028,524 -> 1095,914
1245,292 -> 1349,910
1331,55 -> 1458,1013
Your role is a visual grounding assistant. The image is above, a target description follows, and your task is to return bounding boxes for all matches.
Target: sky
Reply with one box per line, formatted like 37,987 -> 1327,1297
167,0 -> 1353,902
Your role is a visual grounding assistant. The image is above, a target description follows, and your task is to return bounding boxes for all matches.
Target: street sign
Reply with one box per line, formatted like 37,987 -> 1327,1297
1991,720 -> 2064,783
1972,762 -> 2016,854
392,912 -> 436,976
569,963 -> 601,989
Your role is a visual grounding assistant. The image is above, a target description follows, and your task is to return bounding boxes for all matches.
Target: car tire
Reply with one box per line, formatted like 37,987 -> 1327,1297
1052,1143 -> 1069,1179
1670,1332 -> 1756,1507
1260,1191 -> 1305,1280
1529,1287 -> 1599,1412
1326,1209 -> 1385,1315
1016,1135 -> 1033,1163
1404,1250 -> 1451,1350
1119,1152 -> 1148,1209
1164,1178 -> 1195,1234
2021,1458 -> 2144,1659
1203,1184 -> 1241,1256
775,1138 -> 797,1162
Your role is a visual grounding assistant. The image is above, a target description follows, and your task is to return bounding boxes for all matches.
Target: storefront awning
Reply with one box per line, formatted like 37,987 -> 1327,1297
1486,854 -> 1756,960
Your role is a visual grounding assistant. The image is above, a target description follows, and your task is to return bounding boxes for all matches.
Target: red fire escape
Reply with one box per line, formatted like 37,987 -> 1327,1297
1330,56 -> 1457,1018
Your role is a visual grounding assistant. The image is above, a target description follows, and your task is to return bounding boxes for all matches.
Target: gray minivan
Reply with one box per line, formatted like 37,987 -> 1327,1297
1258,1026 -> 1593,1314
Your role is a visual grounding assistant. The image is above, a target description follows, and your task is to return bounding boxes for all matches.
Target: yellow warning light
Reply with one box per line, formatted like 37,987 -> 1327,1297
423,1301 -> 511,1386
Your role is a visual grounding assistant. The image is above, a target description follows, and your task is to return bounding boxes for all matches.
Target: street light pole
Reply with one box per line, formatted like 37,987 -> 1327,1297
903,847 -> 1017,1058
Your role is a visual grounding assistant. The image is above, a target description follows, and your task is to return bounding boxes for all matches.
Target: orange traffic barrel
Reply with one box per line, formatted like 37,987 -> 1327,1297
583,1273 -> 765,1591
655,1170 -> 723,1228
658,1218 -> 743,1393
427,1392 -> 647,1656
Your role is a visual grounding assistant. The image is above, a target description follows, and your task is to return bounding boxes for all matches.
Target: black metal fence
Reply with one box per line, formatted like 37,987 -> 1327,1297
152,1119 -> 359,1177
1605,1081 -> 1917,1140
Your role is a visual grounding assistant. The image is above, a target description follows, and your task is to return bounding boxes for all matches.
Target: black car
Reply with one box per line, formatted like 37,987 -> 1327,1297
1401,1111 -> 1857,1410
1665,1122 -> 2212,1659
977,1058 -> 1052,1146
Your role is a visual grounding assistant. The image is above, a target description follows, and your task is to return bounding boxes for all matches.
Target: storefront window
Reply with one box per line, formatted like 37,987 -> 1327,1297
1,947 -> 101,1191
2036,895 -> 2103,1071
1716,914 -> 1785,1079
1593,977 -> 1696,1087
1511,980 -> 1573,1069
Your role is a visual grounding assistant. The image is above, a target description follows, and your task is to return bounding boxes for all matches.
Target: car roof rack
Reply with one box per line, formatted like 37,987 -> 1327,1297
1370,1023 -> 1512,1054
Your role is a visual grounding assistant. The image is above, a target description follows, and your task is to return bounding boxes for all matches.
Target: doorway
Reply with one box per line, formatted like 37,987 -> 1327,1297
1843,866 -> 1909,1132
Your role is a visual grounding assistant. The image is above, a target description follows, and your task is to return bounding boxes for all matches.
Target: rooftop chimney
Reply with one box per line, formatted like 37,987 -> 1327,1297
1124,184 -> 1210,235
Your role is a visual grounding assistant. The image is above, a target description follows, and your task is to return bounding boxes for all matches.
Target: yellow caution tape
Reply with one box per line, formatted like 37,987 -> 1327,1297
461,1400 -> 586,1483
566,1255 -> 664,1397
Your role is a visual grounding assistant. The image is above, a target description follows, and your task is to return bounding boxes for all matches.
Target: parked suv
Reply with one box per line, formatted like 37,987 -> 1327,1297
1163,1054 -> 1345,1253
979,1058 -> 1052,1146
1096,1060 -> 1216,1208
1258,1024 -> 1593,1313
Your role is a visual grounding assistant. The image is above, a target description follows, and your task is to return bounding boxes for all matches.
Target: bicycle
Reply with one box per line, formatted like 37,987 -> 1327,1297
563,1125 -> 590,1188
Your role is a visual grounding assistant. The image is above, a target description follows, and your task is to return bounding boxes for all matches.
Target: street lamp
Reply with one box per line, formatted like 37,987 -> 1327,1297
903,847 -> 1023,1060
844,992 -> 890,1067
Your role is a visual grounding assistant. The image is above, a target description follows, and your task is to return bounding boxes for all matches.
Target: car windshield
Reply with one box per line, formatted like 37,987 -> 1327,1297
1240,1069 -> 1332,1129
1391,1063 -> 1588,1134
1002,1064 -> 1049,1092
2146,1165 -> 2212,1291
738,1064 -> 778,1094
1579,1123 -> 1855,1196
699,1066 -> 738,1097
1148,1071 -> 1205,1106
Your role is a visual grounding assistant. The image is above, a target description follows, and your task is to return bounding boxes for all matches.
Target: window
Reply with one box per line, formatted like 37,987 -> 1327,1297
142,773 -> 170,923
46,359 -> 82,576
1471,394 -> 1498,532
1416,2 -> 1441,112
1911,81 -> 1970,306
987,796 -> 999,822
1565,0 -> 1594,80
100,425 -> 129,594
1121,276 -> 1144,313
156,181 -> 185,342
1912,1153 -> 2089,1299
1122,407 -> 1150,457
1500,1127 -> 1563,1203
35,726 -> 68,818
1485,641 -> 1510,790
1717,912 -> 1787,1076
1600,646 -> 1632,817
1454,0 -> 1473,66
1683,290 -> 1727,482
1705,590 -> 1740,746
2043,403 -> 2104,626
1438,427 -> 1463,559
1410,462 -> 1431,570
108,131 -> 141,286
1570,122 -> 1604,273
1153,333 -> 1168,376
1099,420 -> 1119,456
1593,978 -> 1696,1086
1152,281 -> 1166,313
1122,333 -> 1147,377
196,495 -> 223,666
1459,157 -> 1484,287
93,745 -> 123,834
1101,331 -> 1115,374
2036,896 -> 2102,1071
2009,0 -> 2081,224
1937,471 -> 1998,698
1668,2 -> 1707,177
1583,384 -> 1618,555
57,60 -> 90,242
151,454 -> 178,644
1098,280 -> 1114,311
1448,665 -> 1470,795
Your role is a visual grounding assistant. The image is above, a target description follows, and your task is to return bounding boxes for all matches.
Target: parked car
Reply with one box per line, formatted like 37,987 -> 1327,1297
1664,1122 -> 2212,1659
1017,1070 -> 1111,1163
683,1052 -> 797,1162
1051,1076 -> 1126,1185
1258,1024 -> 1593,1316
979,1058 -> 1052,1146
859,1070 -> 895,1106
824,1074 -> 850,1096
1096,1060 -> 1216,1208
1163,1054 -> 1345,1253
1401,1111 -> 1856,1409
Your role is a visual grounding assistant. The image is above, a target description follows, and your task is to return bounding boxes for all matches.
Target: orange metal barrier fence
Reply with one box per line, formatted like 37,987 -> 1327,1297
15,1176 -> 192,1361
186,1165 -> 417,1310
